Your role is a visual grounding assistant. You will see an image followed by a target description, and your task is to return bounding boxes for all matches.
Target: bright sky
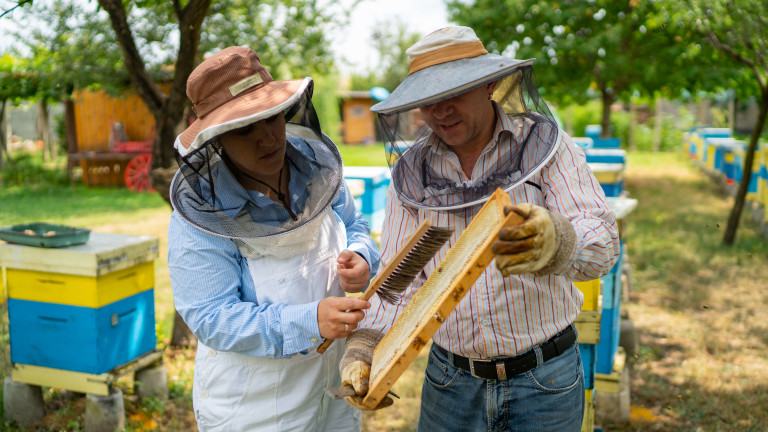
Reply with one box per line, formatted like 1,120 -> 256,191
330,0 -> 450,74
0,0 -> 450,75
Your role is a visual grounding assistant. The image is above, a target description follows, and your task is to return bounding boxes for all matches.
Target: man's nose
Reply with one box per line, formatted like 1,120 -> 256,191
432,100 -> 454,118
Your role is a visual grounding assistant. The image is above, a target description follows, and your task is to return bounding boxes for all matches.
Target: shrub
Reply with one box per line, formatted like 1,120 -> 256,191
1,150 -> 69,187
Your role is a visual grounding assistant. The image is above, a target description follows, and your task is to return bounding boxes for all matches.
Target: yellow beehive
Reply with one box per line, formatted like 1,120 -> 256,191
574,310 -> 601,345
574,279 -> 601,312
0,232 -> 158,307
1,268 -> 5,305
6,261 -> 154,308
581,388 -> 595,432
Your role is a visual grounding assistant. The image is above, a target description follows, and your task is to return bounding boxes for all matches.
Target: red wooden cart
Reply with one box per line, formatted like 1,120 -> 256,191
110,123 -> 155,192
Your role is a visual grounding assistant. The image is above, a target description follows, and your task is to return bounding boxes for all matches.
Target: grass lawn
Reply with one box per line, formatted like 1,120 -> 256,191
337,143 -> 389,167
1,150 -> 767,431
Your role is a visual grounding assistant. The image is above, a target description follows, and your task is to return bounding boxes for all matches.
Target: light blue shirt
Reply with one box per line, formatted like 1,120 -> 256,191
168,138 -> 380,358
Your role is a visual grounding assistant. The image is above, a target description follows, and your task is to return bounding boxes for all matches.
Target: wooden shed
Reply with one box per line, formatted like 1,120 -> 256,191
69,85 -> 170,190
339,91 -> 376,145
73,88 -> 160,152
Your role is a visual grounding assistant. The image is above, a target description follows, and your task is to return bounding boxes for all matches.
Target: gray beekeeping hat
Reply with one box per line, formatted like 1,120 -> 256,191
371,26 -> 534,114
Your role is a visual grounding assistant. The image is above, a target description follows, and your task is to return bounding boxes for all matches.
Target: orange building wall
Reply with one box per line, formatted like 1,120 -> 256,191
73,84 -> 171,152
342,97 -> 375,144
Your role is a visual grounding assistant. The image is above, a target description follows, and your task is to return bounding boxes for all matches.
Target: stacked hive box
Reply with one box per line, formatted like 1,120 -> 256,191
1,233 -> 158,393
573,130 -> 626,198
685,127 -> 768,233
344,166 -> 391,234
574,278 -> 601,432
593,197 -> 638,424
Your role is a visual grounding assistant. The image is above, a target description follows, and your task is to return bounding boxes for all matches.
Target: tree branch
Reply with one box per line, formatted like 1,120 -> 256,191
706,30 -> 754,68
0,0 -> 32,19
167,0 -> 211,117
706,30 -> 766,91
97,0 -> 166,116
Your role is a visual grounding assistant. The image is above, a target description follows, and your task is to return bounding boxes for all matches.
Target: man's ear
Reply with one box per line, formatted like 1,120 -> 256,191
487,81 -> 499,97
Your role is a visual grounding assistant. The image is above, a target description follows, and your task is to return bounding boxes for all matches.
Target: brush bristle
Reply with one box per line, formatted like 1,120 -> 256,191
377,226 -> 454,304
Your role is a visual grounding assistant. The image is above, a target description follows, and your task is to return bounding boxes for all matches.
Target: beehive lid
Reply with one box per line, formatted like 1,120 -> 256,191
0,232 -> 159,276
605,197 -> 638,221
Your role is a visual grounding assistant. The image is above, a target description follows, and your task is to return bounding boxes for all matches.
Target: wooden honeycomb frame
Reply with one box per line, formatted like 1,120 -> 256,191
363,189 -> 523,408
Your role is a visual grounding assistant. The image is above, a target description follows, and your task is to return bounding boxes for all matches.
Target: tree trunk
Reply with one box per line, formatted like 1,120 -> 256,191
653,97 -> 663,152
723,87 -> 768,245
170,310 -> 197,347
64,97 -> 79,186
64,98 -> 78,154
628,101 -> 636,151
600,90 -> 614,139
0,100 -> 7,171
37,99 -> 55,160
697,98 -> 710,125
728,91 -> 736,132
97,0 -> 211,346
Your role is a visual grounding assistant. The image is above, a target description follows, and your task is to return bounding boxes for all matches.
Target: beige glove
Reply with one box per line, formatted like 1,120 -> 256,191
492,203 -> 576,276
338,328 -> 393,410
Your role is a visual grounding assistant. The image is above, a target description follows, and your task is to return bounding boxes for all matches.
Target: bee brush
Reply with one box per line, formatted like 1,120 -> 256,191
317,219 -> 453,354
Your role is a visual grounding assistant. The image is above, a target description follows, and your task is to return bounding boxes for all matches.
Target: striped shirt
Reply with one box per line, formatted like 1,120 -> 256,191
361,105 -> 620,358
168,139 -> 380,358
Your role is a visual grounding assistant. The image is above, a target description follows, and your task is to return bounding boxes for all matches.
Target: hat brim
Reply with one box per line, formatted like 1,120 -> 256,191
371,55 -> 534,115
176,77 -> 311,156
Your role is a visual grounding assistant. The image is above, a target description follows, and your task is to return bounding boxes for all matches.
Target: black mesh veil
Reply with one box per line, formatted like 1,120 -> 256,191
170,82 -> 344,257
377,65 -> 561,212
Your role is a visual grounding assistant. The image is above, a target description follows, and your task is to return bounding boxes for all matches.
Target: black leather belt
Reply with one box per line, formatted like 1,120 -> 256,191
434,325 -> 576,380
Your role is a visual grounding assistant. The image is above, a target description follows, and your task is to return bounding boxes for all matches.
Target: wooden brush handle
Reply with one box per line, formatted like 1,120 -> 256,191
317,220 -> 434,354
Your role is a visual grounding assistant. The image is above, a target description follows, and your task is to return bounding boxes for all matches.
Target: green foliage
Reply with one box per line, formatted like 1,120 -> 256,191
561,99 -> 691,151
200,0 -> 347,80
449,0 -> 689,102
311,73 -> 343,144
0,150 -> 69,187
686,0 -> 767,101
561,102 -> 602,137
0,54 -> 38,103
9,0 -> 134,99
347,20 -> 422,92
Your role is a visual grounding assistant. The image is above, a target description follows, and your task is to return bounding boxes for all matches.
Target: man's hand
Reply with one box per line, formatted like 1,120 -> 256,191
492,203 -> 576,276
337,250 -> 370,293
339,329 -> 393,410
317,297 -> 370,339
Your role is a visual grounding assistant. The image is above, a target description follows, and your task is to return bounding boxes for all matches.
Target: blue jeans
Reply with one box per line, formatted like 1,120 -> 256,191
417,340 -> 584,432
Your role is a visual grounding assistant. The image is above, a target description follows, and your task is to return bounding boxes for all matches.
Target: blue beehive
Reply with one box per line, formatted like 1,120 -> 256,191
579,342 -> 596,389
8,290 -> 156,374
584,125 -> 603,140
584,125 -> 620,149
584,149 -> 626,165
601,244 -> 624,309
595,305 -> 622,375
344,166 -> 391,233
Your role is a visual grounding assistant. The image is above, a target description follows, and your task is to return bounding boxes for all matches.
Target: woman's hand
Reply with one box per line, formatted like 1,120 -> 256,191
336,250 -> 370,293
317,297 -> 370,339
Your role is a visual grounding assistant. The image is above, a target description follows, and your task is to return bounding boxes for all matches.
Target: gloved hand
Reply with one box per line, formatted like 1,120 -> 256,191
338,328 -> 393,410
492,203 -> 576,276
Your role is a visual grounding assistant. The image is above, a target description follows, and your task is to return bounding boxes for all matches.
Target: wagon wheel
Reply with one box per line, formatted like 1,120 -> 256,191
124,154 -> 155,192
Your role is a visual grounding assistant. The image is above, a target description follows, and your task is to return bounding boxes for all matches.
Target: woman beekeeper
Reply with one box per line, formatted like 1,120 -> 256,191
167,46 -> 380,431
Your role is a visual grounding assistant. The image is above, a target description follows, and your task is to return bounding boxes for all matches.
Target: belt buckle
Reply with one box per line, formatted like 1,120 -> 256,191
469,358 -> 492,379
